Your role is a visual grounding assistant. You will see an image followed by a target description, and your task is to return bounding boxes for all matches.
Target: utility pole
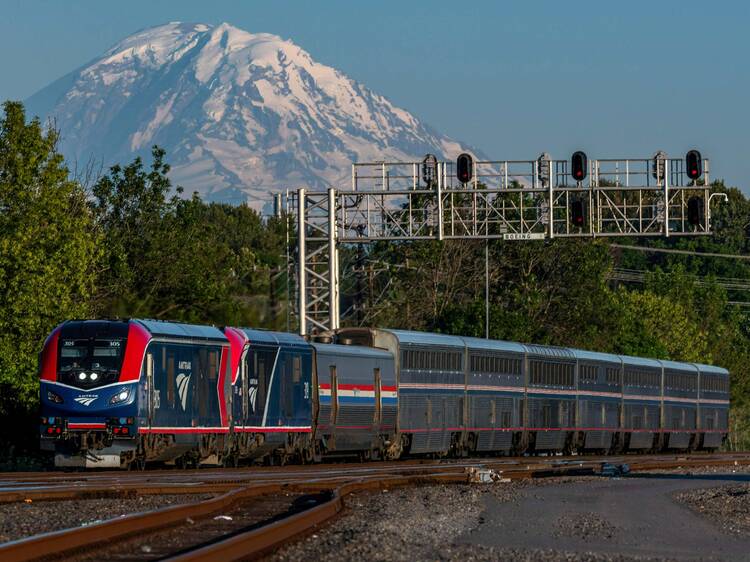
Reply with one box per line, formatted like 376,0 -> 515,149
485,239 -> 490,339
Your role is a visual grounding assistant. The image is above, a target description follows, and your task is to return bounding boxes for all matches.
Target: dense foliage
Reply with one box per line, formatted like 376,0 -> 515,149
2,100 -> 750,453
0,102 -> 98,441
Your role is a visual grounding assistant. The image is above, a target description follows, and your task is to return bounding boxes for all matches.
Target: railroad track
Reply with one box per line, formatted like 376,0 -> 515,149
2,452 -> 750,562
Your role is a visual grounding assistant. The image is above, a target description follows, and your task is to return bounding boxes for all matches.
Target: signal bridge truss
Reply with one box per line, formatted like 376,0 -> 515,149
285,154 -> 726,335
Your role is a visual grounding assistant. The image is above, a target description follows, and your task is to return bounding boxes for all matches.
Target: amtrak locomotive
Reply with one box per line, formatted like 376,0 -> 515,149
39,320 -> 730,468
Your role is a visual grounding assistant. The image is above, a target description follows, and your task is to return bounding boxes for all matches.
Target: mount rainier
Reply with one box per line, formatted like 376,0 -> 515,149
26,22 -> 478,206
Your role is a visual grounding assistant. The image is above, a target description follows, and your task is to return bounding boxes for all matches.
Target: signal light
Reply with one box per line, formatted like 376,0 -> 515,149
687,196 -> 703,225
571,151 -> 588,182
652,150 -> 667,181
686,150 -> 702,181
456,153 -> 473,184
422,154 -> 438,186
571,200 -> 586,227
537,152 -> 551,186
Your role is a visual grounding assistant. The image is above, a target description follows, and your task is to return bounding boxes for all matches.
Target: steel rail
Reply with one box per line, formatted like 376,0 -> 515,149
164,473 -> 469,562
0,483 -> 286,562
166,454 -> 750,561
3,453 -> 750,562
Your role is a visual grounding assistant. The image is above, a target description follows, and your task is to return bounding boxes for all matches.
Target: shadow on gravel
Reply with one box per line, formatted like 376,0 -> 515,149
624,472 -> 750,483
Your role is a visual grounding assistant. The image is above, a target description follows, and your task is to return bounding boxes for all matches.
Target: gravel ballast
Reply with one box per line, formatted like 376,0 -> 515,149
268,472 -> 750,561
675,483 -> 750,535
271,484 -> 487,562
0,494 -> 212,544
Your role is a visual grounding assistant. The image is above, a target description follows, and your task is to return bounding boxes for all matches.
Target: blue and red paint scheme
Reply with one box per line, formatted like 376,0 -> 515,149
39,321 -> 147,448
39,319 -> 729,469
40,319 -> 232,468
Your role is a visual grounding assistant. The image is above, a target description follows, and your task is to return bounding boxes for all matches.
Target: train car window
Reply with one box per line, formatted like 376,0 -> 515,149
542,404 -> 552,427
502,410 -> 511,428
293,356 -> 301,383
580,364 -> 597,384
208,350 -> 218,381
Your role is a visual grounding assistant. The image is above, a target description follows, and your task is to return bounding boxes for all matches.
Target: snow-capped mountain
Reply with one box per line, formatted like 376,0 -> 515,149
26,22 -> 478,206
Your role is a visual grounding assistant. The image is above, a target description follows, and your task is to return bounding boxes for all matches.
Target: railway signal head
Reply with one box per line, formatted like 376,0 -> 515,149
571,151 -> 588,182
652,150 -> 667,181
687,196 -> 703,225
537,152 -> 551,186
422,154 -> 438,186
456,153 -> 473,184
686,150 -> 703,181
571,199 -> 586,228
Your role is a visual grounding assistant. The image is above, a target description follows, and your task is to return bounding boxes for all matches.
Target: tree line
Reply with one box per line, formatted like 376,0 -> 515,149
2,100 -> 750,453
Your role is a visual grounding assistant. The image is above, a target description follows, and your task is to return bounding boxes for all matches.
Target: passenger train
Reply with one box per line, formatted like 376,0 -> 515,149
39,319 -> 730,468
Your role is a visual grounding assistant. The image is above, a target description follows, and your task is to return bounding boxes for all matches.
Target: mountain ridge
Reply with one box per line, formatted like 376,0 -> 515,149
26,21 -> 480,206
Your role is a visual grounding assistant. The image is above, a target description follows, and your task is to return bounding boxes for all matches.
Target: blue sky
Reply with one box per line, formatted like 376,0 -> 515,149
1,0 -> 748,189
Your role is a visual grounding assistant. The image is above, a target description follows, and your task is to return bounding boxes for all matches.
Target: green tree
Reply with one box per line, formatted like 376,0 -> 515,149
92,146 -> 173,316
92,150 -> 287,327
611,289 -> 708,362
0,101 -> 98,423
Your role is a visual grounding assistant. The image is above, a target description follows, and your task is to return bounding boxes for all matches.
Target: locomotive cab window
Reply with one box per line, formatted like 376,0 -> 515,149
58,337 -> 126,388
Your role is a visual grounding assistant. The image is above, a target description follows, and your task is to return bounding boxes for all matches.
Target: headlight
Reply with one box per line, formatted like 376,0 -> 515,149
47,390 -> 64,404
109,387 -> 131,405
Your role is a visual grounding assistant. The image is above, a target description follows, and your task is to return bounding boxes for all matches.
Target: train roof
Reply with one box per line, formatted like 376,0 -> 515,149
312,342 -> 393,359
569,348 -> 622,364
660,359 -> 699,372
694,363 -> 730,375
236,327 -> 309,348
134,319 -> 227,342
462,336 -> 525,354
618,354 -> 662,369
385,329 -> 466,349
523,343 -> 575,360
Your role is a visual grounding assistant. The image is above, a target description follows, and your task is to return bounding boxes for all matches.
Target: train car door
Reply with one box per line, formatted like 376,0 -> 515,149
374,368 -> 382,427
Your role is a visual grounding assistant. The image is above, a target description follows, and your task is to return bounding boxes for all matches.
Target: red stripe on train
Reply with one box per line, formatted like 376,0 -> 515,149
138,427 -> 229,434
